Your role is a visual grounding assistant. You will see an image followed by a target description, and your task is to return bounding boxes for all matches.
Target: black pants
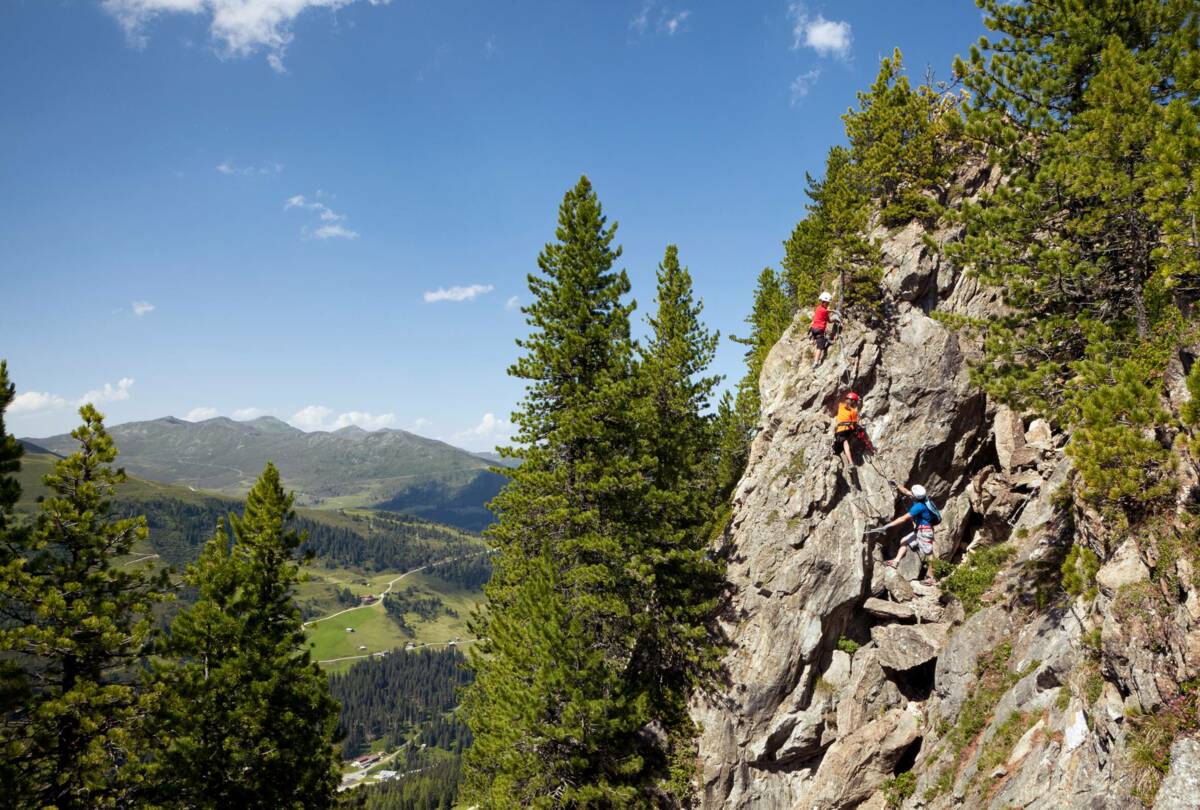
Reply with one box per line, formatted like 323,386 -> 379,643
832,429 -> 856,455
809,327 -> 829,350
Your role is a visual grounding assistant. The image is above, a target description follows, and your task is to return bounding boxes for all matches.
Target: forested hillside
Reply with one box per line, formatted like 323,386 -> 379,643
27,415 -> 504,531
330,647 -> 471,757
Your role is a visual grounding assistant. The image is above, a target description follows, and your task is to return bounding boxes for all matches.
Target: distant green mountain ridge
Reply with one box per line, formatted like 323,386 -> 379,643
14,452 -> 486,574
26,415 -> 505,531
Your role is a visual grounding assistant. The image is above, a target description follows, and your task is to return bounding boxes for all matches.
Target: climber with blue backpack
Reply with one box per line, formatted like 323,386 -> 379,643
875,482 -> 942,571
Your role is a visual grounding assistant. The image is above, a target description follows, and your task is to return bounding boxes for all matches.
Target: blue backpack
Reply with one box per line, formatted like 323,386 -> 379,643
922,497 -> 943,526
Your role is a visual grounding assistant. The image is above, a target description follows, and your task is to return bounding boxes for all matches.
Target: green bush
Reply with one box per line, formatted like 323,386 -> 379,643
941,544 -> 1014,616
836,636 -> 861,654
1061,545 -> 1101,602
882,771 -> 917,808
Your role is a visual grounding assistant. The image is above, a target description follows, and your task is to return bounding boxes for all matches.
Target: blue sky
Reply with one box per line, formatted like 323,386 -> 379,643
0,0 -> 988,451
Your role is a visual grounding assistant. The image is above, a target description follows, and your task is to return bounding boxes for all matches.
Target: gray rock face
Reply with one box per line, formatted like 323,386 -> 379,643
691,195 -> 994,808
691,160 -> 1194,809
871,622 -> 950,671
1154,738 -> 1200,810
994,406 -> 1036,472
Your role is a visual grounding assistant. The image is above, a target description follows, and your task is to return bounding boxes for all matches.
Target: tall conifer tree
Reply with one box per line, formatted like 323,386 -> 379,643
0,404 -> 167,809
464,176 -> 654,804
633,245 -> 724,796
149,463 -> 340,809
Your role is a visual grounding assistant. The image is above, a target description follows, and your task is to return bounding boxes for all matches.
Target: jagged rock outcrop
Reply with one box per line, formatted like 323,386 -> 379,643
691,160 -> 1200,808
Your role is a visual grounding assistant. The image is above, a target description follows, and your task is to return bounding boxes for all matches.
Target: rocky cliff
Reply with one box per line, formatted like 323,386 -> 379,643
691,162 -> 1200,809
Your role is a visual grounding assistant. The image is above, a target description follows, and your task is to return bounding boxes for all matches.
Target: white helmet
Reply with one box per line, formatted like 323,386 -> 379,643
910,484 -> 927,499
819,292 -> 833,303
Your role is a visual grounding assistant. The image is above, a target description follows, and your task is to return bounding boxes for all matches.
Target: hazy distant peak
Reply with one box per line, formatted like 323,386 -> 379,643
245,415 -> 298,433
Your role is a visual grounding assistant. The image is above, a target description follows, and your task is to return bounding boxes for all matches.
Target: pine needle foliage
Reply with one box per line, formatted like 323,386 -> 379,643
0,404 -> 169,809
465,178 -> 723,806
148,463 -> 341,810
948,0 -> 1199,528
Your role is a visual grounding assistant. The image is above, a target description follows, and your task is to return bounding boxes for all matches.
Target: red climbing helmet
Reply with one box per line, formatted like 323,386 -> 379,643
845,391 -> 860,402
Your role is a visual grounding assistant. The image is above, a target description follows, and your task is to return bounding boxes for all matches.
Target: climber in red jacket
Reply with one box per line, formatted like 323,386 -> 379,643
809,292 -> 834,369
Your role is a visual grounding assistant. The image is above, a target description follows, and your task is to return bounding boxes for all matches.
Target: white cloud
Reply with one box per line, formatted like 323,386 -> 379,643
217,159 -> 283,175
505,295 -> 520,311
789,4 -> 851,59
483,35 -> 497,59
288,405 -> 394,431
332,411 -> 395,431
132,300 -> 155,316
790,68 -> 821,104
423,284 -> 494,303
185,406 -> 219,421
232,407 -> 266,420
9,391 -> 67,416
101,0 -> 393,73
413,417 -> 432,431
286,193 -> 358,240
289,405 -> 332,430
78,378 -> 134,407
308,223 -> 359,240
451,412 -> 512,450
661,9 -> 690,36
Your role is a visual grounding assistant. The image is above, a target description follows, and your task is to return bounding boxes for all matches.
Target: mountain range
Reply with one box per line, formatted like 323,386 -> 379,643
26,415 -> 507,531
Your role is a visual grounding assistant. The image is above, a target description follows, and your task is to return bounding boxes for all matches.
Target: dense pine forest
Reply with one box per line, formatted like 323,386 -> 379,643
330,647 -> 472,758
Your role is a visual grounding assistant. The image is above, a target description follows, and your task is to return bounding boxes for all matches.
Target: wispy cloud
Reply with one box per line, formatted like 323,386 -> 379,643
9,391 -> 67,416
288,405 -> 395,432
483,35 -> 498,59
790,68 -> 821,104
309,223 -> 359,241
630,2 -> 652,34
661,10 -> 690,36
101,0 -> 394,73
232,407 -> 267,420
285,193 -> 359,240
78,378 -> 134,407
630,2 -> 691,37
423,284 -> 494,303
451,412 -> 512,450
132,300 -> 155,316
505,295 -> 520,311
185,406 -> 219,421
217,159 -> 283,176
788,3 -> 851,59
414,417 -> 432,431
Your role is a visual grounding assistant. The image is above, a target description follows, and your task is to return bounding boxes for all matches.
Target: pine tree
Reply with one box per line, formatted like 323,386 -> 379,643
808,146 -> 884,317
730,267 -> 793,419
633,245 -> 725,797
464,176 -> 654,804
148,463 -> 340,809
842,48 -> 962,228
950,0 -> 1199,413
782,215 -> 831,307
0,361 -> 30,794
463,549 -> 640,808
935,0 -> 1199,531
0,404 -> 168,809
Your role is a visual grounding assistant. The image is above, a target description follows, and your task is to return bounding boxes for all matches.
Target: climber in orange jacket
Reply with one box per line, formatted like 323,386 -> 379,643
831,391 -> 866,466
